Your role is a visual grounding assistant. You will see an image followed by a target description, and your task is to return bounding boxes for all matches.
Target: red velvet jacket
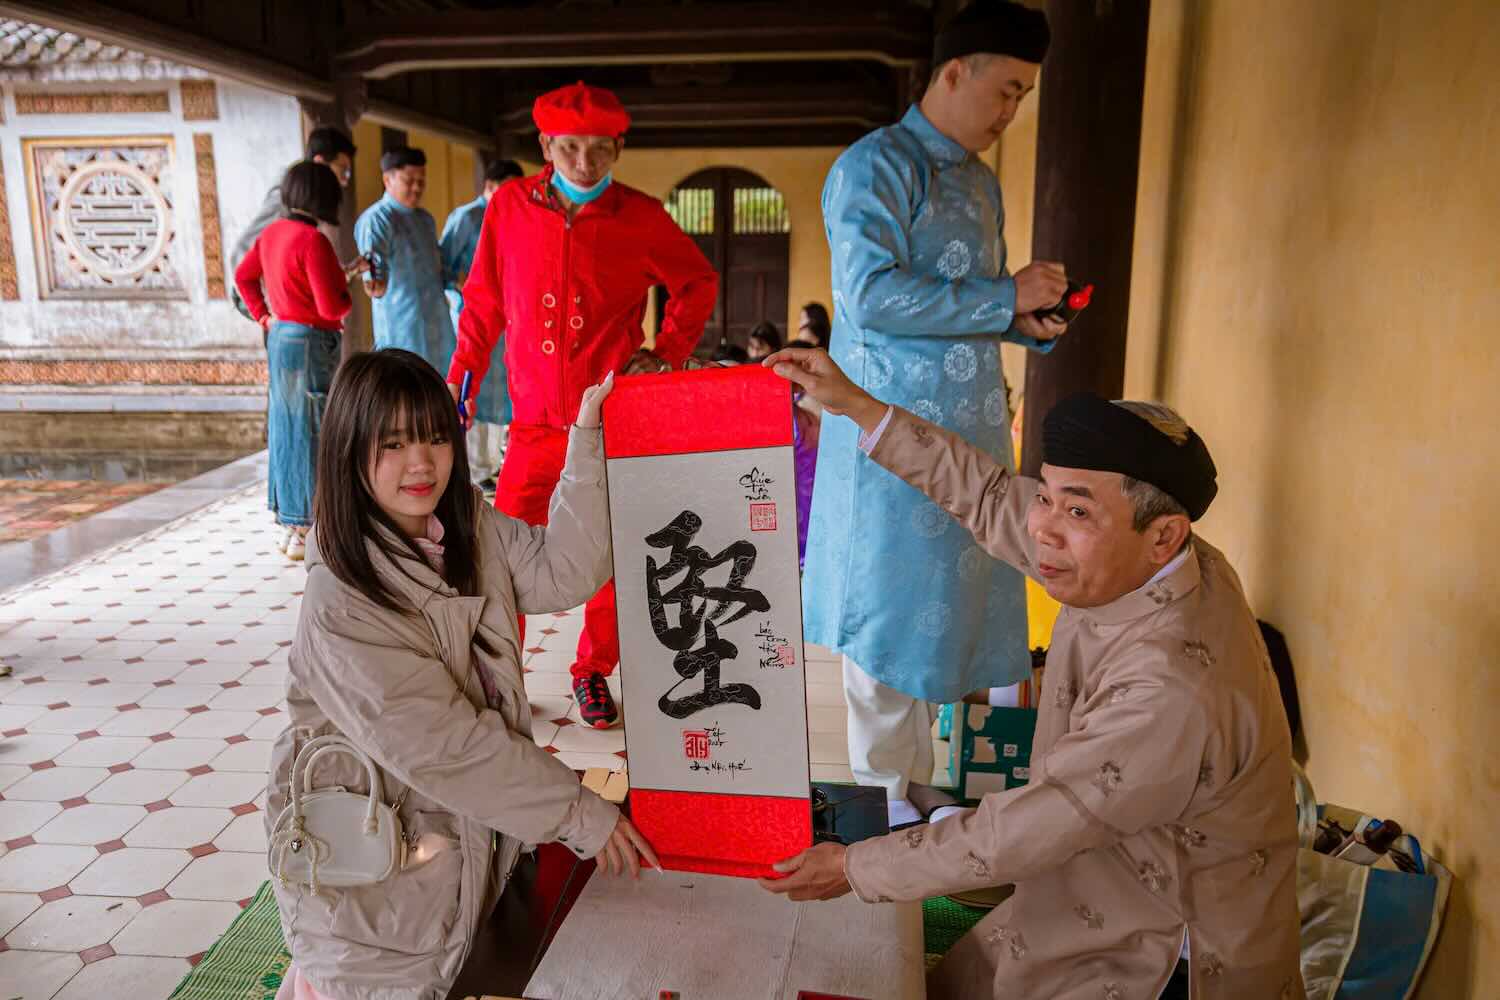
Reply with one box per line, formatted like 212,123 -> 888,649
448,167 -> 717,429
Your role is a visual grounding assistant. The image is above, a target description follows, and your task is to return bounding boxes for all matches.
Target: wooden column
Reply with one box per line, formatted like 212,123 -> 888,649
301,77 -> 370,358
1020,0 -> 1151,475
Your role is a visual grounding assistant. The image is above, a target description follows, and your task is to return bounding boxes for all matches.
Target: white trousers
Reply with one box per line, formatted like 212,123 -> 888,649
843,655 -> 937,802
467,421 -> 506,482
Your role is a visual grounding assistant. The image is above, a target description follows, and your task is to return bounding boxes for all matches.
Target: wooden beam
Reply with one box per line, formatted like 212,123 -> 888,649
337,3 -> 932,79
496,87 -> 892,134
364,99 -> 494,151
616,125 -> 871,150
1020,0 -> 1152,476
0,0 -> 334,100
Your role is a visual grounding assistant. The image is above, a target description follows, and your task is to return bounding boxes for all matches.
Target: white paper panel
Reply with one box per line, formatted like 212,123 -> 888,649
608,445 -> 809,801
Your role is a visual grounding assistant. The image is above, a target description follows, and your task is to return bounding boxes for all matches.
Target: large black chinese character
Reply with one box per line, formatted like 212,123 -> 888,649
645,510 -> 769,719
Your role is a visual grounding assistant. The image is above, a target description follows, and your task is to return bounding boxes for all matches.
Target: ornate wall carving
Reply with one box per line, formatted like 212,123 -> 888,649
14,91 -> 170,114
24,137 -> 188,299
0,359 -> 267,385
179,80 -> 219,120
193,134 -> 226,298
0,156 -> 17,299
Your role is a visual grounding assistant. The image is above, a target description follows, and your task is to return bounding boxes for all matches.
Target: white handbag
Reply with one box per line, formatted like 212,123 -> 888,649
269,734 -> 406,892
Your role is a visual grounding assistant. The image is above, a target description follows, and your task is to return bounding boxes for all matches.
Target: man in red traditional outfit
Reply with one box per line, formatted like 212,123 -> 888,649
448,81 -> 718,728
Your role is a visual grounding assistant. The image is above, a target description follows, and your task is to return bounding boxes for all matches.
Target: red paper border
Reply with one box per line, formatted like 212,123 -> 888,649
602,366 -> 794,459
629,788 -> 811,878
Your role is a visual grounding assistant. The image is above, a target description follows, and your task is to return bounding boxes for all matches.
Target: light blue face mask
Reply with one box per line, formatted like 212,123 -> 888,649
551,169 -> 612,206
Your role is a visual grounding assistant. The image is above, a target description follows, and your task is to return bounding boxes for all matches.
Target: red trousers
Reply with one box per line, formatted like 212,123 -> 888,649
496,424 -> 618,680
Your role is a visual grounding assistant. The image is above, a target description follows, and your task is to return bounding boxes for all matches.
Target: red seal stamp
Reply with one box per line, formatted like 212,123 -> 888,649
682,730 -> 710,760
749,502 -> 777,532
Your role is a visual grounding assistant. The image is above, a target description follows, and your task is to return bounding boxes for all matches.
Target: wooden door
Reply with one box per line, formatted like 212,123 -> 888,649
661,168 -> 790,357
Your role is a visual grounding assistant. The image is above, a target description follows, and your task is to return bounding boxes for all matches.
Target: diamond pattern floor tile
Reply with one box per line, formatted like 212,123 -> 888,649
1,766 -> 110,802
170,709 -> 262,739
0,800 -> 65,841
54,736 -> 150,768
166,851 -> 266,901
0,890 -> 42,937
130,737 -> 227,770
122,807 -> 233,850
211,812 -> 266,853
33,804 -> 147,846
7,894 -> 141,952
110,898 -> 243,958
0,843 -> 99,892
169,771 -> 266,809
0,948 -> 83,1000
86,769 -> 189,806
51,954 -> 191,1000
70,847 -> 192,897
24,707 -> 120,734
98,707 -> 189,738
209,739 -> 272,773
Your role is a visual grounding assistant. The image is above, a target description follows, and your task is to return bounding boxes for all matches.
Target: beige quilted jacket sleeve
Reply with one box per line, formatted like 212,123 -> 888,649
492,426 -> 614,615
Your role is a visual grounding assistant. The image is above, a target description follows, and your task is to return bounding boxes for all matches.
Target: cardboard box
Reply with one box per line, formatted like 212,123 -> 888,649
953,703 -> 1039,802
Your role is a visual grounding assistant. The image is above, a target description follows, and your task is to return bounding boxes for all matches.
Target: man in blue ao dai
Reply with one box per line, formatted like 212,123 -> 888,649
356,146 -> 457,374
803,0 -> 1076,829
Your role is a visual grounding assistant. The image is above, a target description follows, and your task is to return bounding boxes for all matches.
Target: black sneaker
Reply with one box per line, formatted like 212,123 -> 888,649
572,671 -> 619,729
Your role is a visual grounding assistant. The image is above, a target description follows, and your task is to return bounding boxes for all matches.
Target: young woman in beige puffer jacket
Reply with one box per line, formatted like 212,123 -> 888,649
264,349 -> 657,1000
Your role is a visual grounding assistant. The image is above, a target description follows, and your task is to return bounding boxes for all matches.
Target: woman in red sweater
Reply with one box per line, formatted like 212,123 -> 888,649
235,161 -> 351,560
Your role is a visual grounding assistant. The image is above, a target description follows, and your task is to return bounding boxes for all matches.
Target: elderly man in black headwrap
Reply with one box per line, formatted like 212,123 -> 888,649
760,348 -> 1305,1000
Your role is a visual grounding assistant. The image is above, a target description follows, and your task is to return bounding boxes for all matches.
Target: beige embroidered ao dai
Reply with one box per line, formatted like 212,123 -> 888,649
843,407 -> 1306,1000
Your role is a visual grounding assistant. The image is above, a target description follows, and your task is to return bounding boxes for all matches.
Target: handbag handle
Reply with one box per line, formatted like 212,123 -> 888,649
290,734 -> 385,835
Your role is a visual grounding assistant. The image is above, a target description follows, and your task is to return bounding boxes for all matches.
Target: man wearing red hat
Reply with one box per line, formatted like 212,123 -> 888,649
448,81 -> 718,729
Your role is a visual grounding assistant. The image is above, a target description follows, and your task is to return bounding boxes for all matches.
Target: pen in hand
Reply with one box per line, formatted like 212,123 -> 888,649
457,371 -> 473,429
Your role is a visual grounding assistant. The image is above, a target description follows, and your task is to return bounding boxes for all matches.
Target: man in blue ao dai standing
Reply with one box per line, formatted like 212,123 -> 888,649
356,146 -> 455,372
804,0 -> 1074,828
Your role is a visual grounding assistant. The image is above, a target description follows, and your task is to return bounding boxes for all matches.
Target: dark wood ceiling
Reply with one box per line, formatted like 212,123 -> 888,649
0,0 -> 963,154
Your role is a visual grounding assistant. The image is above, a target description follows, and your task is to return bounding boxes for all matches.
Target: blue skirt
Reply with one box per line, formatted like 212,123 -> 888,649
266,322 -> 339,526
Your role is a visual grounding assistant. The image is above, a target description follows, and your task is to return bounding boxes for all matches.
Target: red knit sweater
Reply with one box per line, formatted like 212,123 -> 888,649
234,217 -> 351,332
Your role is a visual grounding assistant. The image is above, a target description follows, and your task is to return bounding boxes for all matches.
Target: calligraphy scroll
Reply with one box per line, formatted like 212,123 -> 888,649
604,366 -> 812,878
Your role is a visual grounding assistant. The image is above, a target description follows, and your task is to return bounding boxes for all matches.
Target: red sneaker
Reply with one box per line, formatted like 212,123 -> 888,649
572,671 -> 619,729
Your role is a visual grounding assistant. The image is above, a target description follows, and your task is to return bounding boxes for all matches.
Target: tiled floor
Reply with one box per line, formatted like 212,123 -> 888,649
0,484 -> 877,998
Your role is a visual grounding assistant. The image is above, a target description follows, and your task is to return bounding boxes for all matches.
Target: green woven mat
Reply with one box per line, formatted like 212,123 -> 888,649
923,894 -> 987,962
170,881 -> 291,1000
166,880 -> 985,990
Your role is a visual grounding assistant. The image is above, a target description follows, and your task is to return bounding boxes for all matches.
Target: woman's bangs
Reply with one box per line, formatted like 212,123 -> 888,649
371,364 -> 453,447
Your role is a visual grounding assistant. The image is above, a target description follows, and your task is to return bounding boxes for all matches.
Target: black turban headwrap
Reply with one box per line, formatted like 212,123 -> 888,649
933,0 -> 1051,68
1041,394 -> 1219,521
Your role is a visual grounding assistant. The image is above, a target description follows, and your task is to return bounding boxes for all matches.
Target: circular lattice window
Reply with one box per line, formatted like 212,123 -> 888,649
56,159 -> 172,283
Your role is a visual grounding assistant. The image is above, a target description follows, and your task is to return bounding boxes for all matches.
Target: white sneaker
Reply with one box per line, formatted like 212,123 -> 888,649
286,531 -> 306,561
277,526 -> 294,553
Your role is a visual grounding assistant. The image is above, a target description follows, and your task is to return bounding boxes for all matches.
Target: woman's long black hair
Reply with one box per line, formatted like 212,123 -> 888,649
313,349 -> 484,613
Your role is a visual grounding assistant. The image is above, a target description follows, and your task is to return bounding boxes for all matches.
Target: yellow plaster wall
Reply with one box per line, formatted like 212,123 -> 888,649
610,146 -> 845,338
992,94 -> 1041,401
1121,2 -> 1500,995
